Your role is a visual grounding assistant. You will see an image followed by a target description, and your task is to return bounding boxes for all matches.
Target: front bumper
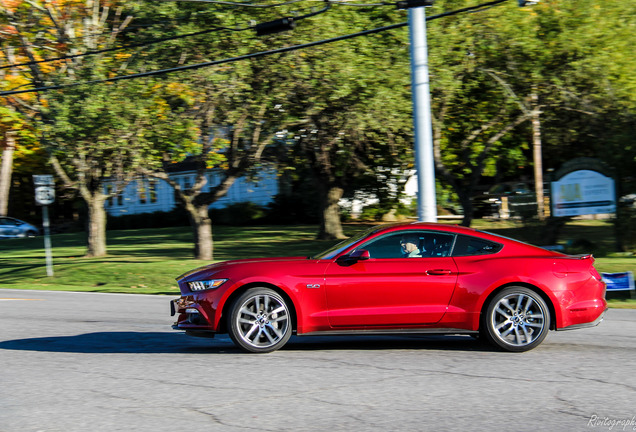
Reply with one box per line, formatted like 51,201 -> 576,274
171,296 -> 217,334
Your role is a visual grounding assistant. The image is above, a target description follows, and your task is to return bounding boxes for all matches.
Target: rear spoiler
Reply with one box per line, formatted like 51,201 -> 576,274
570,253 -> 595,262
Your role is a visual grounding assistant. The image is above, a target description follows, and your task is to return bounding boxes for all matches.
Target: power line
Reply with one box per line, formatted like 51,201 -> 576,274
0,21 -> 407,97
0,26 -> 249,70
1,2 -> 332,70
0,0 -> 512,97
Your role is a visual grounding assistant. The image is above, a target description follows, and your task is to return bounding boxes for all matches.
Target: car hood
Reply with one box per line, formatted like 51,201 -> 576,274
176,256 -> 311,281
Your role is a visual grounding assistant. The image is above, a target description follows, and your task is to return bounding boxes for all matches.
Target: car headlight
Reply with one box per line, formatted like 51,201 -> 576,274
187,279 -> 228,292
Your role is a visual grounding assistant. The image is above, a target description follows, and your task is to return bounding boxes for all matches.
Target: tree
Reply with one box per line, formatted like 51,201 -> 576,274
0,106 -> 47,219
1,0 -> 194,256
120,1 -> 297,259
423,0 -> 636,225
275,8 -> 414,239
142,68 -> 284,260
127,3 -> 414,248
43,79 -> 194,256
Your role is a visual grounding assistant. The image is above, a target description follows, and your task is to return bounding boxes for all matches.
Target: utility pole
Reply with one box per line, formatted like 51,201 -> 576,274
408,5 -> 437,222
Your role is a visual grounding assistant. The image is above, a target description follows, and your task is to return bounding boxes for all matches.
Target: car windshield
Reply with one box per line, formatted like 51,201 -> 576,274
312,226 -> 382,260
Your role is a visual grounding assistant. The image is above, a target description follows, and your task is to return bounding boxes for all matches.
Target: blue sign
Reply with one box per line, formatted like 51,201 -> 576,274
602,272 -> 635,291
551,170 -> 615,217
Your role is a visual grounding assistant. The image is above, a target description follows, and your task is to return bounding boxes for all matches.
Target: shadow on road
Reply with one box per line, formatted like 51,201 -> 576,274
285,334 -> 490,352
0,332 -> 491,354
0,332 -> 238,354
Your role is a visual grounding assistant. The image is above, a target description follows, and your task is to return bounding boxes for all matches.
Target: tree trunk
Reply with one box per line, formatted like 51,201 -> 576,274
184,200 -> 214,261
194,204 -> 213,261
318,185 -> 346,240
459,191 -> 475,227
531,90 -> 545,220
0,132 -> 16,216
86,195 -> 107,257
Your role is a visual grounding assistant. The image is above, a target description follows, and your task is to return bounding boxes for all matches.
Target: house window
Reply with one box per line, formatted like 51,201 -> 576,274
138,179 -> 147,204
149,180 -> 158,204
183,176 -> 192,191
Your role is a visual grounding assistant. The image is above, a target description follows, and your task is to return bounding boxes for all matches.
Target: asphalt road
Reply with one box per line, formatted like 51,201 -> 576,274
1,289 -> 635,432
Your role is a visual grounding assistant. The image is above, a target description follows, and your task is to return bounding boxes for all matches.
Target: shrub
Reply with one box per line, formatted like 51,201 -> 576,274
209,202 -> 267,226
107,208 -> 189,230
615,207 -> 636,252
264,193 -> 321,224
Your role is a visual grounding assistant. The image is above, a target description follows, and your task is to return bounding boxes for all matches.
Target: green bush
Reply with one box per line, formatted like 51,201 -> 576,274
264,193 -> 321,224
210,202 -> 267,226
358,202 -> 413,221
615,206 -> 636,252
107,208 -> 189,230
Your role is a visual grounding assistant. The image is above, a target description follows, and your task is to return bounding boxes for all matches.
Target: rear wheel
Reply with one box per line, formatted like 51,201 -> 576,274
482,287 -> 550,352
227,288 -> 292,353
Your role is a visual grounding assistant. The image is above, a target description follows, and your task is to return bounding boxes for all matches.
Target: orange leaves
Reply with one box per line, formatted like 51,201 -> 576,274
0,0 -> 22,12
0,24 -> 18,35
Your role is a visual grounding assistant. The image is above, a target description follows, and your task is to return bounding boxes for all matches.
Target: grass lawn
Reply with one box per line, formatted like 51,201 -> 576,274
1,220 -> 634,307
0,225 -> 344,295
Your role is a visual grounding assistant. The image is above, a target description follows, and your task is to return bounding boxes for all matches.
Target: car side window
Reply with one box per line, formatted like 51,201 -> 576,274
359,233 -> 405,259
423,233 -> 455,257
357,232 -> 456,259
452,235 -> 502,256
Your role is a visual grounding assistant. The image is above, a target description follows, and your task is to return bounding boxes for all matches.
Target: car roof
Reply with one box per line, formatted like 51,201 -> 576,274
373,222 -> 482,235
370,222 -> 541,249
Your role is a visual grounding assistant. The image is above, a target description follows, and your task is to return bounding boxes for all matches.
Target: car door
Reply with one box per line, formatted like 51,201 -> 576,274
324,231 -> 458,327
0,218 -> 18,237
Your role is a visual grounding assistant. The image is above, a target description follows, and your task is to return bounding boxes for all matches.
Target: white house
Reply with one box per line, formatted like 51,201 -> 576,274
104,163 -> 416,218
104,168 -> 279,216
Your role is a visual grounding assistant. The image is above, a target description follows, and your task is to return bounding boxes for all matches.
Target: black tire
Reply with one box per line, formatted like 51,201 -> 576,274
482,286 -> 550,352
26,231 -> 37,238
227,288 -> 292,353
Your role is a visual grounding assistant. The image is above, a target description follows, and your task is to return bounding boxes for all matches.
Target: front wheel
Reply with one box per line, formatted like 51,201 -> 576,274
228,288 -> 292,353
482,287 -> 550,352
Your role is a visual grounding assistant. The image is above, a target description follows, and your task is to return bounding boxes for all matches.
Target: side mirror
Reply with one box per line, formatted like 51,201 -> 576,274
348,249 -> 370,261
336,249 -> 370,266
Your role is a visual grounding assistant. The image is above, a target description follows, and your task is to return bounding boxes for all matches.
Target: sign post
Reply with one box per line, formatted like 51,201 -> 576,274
33,175 -> 55,277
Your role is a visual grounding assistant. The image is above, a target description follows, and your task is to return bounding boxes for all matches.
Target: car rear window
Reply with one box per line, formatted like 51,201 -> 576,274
452,235 -> 503,256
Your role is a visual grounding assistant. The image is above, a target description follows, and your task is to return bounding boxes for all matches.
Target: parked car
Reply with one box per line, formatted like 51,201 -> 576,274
620,193 -> 636,208
473,182 -> 537,218
0,217 -> 39,239
171,222 -> 606,353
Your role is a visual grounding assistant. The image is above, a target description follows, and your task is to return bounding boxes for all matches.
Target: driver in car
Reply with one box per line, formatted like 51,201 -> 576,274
400,234 -> 423,258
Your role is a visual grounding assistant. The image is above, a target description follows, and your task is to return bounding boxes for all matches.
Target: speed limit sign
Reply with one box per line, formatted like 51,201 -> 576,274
35,186 -> 55,205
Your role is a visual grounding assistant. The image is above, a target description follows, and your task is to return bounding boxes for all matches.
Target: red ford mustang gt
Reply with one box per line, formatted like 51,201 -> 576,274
171,223 -> 607,353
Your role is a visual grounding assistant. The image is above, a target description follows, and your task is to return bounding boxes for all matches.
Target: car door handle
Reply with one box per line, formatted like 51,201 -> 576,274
426,269 -> 452,276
